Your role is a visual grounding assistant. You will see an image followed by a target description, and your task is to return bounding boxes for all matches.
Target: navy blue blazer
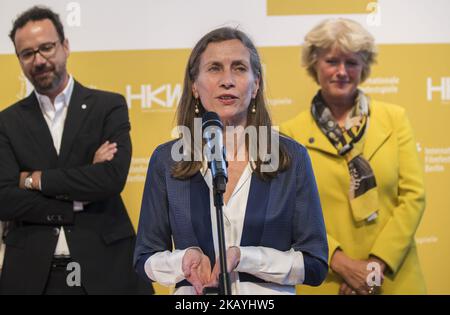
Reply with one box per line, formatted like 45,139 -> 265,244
134,136 -> 328,286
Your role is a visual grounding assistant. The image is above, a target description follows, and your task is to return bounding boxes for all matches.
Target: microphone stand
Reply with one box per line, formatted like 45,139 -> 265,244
212,175 -> 231,295
201,114 -> 231,295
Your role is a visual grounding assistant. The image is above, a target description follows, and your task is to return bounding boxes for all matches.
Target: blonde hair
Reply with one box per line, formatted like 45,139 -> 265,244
302,18 -> 377,83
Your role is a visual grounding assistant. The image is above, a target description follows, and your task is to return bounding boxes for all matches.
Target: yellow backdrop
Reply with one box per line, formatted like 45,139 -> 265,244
1,43 -> 449,294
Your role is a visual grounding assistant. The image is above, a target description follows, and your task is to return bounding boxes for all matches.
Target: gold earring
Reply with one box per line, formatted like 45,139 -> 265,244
195,98 -> 200,115
251,100 -> 256,114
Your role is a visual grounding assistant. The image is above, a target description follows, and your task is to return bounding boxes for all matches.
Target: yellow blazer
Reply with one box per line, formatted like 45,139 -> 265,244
281,100 -> 426,294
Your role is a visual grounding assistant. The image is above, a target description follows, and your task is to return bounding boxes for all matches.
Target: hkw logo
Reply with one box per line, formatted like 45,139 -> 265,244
125,84 -> 182,110
427,77 -> 450,101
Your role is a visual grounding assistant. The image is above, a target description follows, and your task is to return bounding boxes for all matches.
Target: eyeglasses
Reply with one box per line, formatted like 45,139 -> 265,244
18,41 -> 59,63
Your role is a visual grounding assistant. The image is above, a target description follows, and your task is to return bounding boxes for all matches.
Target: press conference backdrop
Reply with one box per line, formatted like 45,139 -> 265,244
1,0 -> 449,294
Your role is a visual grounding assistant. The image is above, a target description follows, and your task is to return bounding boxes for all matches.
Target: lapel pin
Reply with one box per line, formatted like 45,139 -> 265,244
81,104 -> 87,110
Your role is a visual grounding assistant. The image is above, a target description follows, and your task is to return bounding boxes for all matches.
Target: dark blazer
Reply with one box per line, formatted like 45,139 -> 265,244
0,81 -> 153,294
134,136 -> 328,287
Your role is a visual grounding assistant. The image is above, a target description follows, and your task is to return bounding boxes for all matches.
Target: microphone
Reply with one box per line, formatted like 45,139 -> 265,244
202,112 -> 228,194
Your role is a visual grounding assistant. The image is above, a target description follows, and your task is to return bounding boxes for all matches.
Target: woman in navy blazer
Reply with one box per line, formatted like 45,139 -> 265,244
134,27 -> 328,295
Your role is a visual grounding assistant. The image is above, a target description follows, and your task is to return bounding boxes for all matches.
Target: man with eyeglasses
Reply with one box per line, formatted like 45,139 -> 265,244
0,6 -> 153,295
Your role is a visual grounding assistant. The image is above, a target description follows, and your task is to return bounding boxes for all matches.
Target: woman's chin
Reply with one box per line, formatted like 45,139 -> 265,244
327,89 -> 357,102
219,113 -> 248,126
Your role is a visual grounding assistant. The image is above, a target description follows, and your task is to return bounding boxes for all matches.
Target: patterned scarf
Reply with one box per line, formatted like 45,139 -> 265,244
311,90 -> 378,223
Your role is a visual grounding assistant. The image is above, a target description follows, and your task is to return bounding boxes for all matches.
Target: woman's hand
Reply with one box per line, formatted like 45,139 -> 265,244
182,248 -> 212,295
339,281 -> 357,295
206,246 -> 241,288
331,250 -> 385,295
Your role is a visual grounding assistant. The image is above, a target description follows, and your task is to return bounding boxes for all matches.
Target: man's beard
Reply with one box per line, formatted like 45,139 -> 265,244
30,64 -> 63,93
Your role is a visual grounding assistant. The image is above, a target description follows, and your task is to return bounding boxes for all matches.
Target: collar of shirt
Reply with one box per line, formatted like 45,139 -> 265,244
35,75 -> 74,120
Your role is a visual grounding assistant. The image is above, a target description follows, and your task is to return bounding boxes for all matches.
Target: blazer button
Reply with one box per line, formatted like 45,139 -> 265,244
53,227 -> 60,236
308,137 -> 315,144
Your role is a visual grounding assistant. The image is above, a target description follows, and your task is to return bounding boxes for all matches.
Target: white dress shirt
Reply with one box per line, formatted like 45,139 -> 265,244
144,162 -> 305,295
35,75 -> 82,257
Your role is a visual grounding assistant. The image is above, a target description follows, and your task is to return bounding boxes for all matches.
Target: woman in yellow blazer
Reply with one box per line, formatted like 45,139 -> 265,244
281,18 -> 426,295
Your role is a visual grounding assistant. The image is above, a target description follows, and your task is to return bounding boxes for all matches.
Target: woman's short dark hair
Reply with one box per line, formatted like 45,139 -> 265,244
9,6 -> 65,45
